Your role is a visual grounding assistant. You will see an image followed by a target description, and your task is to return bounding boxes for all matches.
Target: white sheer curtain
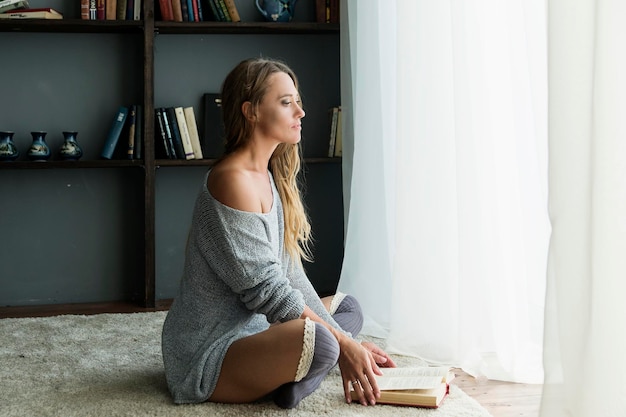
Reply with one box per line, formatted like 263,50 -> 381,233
337,0 -> 549,383
541,0 -> 626,415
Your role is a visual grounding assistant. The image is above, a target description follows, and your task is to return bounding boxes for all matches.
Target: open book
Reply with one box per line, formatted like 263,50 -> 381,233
351,366 -> 456,408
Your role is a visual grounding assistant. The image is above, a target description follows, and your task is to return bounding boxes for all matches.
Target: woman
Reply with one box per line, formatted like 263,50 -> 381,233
161,57 -> 395,409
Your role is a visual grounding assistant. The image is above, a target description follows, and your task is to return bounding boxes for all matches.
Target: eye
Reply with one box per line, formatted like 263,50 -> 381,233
282,100 -> 291,106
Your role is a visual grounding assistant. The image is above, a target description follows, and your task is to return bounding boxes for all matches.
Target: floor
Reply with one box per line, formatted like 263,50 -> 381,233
452,369 -> 543,417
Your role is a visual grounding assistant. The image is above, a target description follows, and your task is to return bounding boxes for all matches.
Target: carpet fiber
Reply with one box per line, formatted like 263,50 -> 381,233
0,311 -> 492,417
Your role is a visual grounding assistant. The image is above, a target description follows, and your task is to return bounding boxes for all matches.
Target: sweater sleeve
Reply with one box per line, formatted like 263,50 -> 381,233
286,257 -> 353,338
191,195 -> 305,324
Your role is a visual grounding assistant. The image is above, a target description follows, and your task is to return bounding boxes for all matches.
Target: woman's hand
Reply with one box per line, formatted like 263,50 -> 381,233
337,337 -> 383,406
361,341 -> 397,368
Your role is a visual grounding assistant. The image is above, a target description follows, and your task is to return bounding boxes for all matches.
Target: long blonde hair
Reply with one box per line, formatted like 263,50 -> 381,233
219,57 -> 313,264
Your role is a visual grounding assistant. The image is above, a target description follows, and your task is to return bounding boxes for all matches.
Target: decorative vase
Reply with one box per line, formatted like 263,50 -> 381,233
58,131 -> 83,161
0,131 -> 19,161
255,0 -> 297,22
27,131 -> 51,161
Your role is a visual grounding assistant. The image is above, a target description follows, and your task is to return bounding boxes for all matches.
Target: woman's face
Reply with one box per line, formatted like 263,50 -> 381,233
253,71 -> 305,145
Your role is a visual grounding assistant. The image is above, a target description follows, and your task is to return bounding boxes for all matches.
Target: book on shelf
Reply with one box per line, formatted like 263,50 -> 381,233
350,366 -> 456,408
202,93 -> 225,158
315,0 -> 328,23
101,106 -> 129,160
165,107 -> 186,159
155,107 -> 172,159
223,0 -> 240,22
96,0 -> 105,19
105,0 -> 116,19
158,0 -> 173,20
0,7 -> 62,19
333,106 -> 342,157
184,106 -> 203,159
81,0 -> 90,19
126,104 -> 137,159
116,0 -> 127,19
133,0 -> 141,20
174,106 -> 195,160
0,0 -> 29,14
171,0 -> 183,22
327,106 -> 339,157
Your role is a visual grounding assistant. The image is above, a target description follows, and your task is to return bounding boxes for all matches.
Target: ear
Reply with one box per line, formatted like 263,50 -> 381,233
241,101 -> 256,122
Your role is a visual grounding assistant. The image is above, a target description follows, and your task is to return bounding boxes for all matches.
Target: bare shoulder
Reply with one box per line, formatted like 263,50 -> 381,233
208,165 -> 262,213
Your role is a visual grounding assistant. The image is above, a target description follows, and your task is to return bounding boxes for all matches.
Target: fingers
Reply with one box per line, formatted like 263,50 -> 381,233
344,375 -> 377,406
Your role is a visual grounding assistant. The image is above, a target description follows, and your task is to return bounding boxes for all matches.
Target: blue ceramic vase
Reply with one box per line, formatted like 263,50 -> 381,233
58,131 -> 83,161
27,131 -> 51,161
0,131 -> 19,161
255,0 -> 297,22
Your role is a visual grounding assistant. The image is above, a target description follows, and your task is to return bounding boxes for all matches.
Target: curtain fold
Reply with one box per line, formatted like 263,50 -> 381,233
338,0 -> 549,383
541,0 -> 626,415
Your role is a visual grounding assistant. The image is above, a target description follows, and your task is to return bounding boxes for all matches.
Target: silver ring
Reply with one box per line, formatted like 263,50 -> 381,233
351,380 -> 359,386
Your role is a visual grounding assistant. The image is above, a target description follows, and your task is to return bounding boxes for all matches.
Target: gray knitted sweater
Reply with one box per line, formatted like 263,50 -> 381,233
161,170 -> 345,404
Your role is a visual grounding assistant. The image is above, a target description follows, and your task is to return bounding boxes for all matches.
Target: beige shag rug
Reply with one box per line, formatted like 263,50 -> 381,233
0,311 -> 491,417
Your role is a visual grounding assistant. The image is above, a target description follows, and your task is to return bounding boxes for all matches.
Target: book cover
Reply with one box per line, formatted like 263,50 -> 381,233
133,104 -> 143,159
206,0 -> 220,21
159,107 -> 178,159
165,107 -> 186,159
125,0 -> 134,20
315,0 -> 326,23
174,106 -> 195,160
0,8 -> 62,19
101,106 -> 129,159
133,0 -> 141,20
190,0 -> 199,22
202,93 -> 225,158
183,106 -> 203,159
89,0 -> 97,19
350,367 -> 455,408
222,0 -> 240,22
126,104 -> 137,159
0,0 -> 29,14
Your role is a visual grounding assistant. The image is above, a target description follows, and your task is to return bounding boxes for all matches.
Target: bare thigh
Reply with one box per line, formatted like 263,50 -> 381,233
209,319 -> 308,403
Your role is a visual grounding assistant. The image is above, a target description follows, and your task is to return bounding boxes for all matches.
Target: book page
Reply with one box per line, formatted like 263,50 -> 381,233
375,367 -> 451,390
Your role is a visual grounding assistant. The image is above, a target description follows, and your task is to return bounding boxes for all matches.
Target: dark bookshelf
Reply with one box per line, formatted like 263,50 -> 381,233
0,0 -> 343,316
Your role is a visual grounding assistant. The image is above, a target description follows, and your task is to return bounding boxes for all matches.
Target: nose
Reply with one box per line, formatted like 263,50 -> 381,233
297,102 -> 305,119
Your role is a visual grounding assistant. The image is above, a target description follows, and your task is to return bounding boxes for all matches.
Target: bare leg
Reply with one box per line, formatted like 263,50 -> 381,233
209,319 -> 306,403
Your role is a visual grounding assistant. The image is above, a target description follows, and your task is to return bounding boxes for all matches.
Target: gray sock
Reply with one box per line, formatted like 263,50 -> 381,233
332,295 -> 364,337
273,322 -> 339,409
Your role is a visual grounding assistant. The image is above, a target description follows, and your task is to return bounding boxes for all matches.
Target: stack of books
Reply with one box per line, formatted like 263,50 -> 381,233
157,0 -> 240,22
0,1 -> 63,19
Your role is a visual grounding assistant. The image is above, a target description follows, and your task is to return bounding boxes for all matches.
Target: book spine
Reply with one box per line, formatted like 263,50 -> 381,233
333,106 -> 342,157
126,104 -> 137,159
117,0 -> 127,20
105,0 -> 117,19
196,0 -> 203,21
126,0 -> 134,20
90,0 -> 97,19
180,0 -> 189,21
171,0 -> 183,22
155,108 -> 172,159
183,107 -> 203,159
329,0 -> 339,23
158,0 -> 173,20
181,0 -> 193,22
133,0 -> 141,20
0,0 -> 29,14
222,0 -> 240,22
206,0 -> 220,21
327,106 -> 338,157
174,107 -> 195,160
101,106 -> 129,159
160,108 -> 178,159
191,0 -> 199,22
165,107 -> 186,159
81,0 -> 90,19
215,0 -> 230,21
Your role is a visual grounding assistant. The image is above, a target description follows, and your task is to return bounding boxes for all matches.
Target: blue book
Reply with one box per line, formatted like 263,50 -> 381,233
100,106 -> 129,159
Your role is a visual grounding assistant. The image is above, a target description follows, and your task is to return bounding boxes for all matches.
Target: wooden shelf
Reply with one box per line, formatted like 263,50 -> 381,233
155,21 -> 339,34
0,19 -> 144,33
0,160 -> 144,169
